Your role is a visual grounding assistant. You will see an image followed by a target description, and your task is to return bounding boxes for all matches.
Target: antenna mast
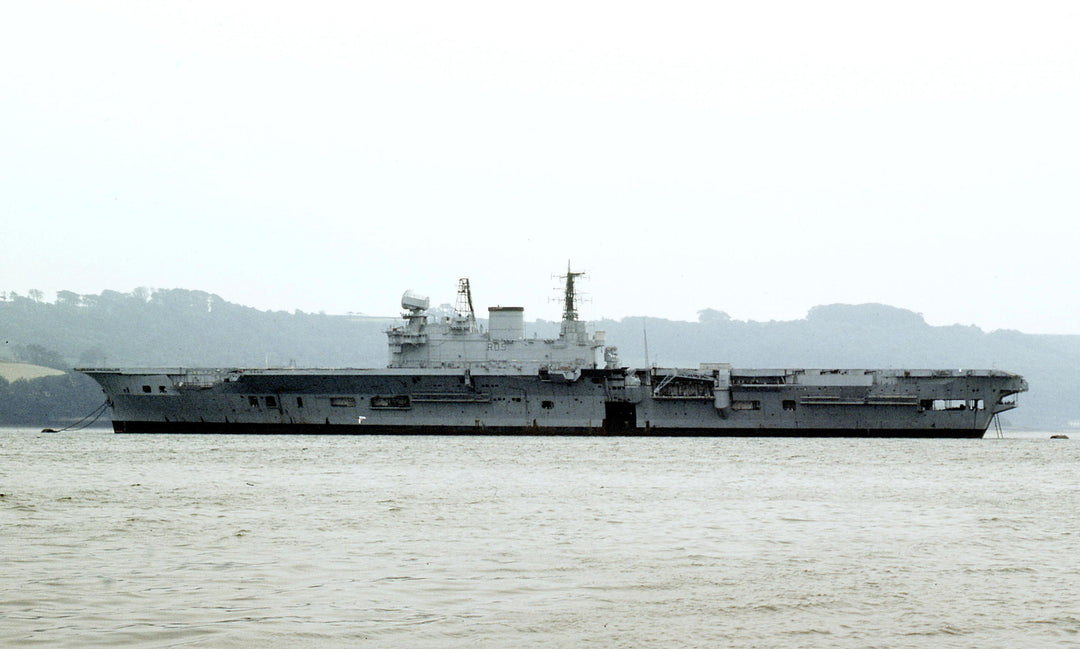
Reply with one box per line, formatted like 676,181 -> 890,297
453,278 -> 477,331
560,262 -> 585,322
643,319 -> 650,368
555,262 -> 589,343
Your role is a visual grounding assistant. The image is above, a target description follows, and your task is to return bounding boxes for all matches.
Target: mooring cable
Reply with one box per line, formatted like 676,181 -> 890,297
41,401 -> 109,433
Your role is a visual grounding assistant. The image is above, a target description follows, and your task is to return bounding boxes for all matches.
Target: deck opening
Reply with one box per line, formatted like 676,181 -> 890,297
604,401 -> 637,433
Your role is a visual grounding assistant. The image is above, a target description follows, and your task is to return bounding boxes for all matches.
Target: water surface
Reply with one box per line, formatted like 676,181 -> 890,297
3,429 -> 1077,647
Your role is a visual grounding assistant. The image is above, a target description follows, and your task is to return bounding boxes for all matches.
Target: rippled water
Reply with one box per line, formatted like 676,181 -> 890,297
2,428 -> 1078,648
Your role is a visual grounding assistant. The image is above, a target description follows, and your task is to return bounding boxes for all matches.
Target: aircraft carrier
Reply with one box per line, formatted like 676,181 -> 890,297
79,269 -> 1027,437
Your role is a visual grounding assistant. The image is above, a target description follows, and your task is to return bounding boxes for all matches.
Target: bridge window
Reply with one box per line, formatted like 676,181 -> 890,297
265,396 -> 277,408
783,400 -> 796,411
542,400 -> 554,409
248,396 -> 259,408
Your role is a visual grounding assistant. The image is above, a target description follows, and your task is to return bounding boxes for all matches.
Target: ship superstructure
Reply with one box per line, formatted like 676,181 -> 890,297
80,269 -> 1027,437
386,272 -> 612,374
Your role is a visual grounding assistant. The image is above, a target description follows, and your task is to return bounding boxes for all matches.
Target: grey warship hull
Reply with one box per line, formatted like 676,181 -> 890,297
81,365 -> 1025,438
79,270 -> 1027,437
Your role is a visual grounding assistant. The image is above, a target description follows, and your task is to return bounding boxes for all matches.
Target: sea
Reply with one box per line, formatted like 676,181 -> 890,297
2,428 -> 1077,648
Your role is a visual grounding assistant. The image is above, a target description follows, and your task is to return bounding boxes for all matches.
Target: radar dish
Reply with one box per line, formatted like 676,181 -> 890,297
401,290 -> 430,312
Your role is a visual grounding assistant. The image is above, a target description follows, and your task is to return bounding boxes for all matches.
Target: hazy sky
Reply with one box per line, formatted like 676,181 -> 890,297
3,1 -> 1077,334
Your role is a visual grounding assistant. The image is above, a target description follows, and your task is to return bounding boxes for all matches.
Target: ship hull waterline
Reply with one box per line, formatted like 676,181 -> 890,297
108,420 -> 990,438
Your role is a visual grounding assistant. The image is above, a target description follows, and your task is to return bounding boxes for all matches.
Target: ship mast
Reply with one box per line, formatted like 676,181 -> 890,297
561,263 -> 585,322
557,263 -> 589,342
453,278 -> 478,332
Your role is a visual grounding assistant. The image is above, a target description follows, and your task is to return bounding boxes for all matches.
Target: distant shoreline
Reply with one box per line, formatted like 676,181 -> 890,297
0,362 -> 65,381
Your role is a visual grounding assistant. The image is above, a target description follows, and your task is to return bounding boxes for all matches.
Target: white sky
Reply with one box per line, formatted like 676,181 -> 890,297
2,1 -> 1078,333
